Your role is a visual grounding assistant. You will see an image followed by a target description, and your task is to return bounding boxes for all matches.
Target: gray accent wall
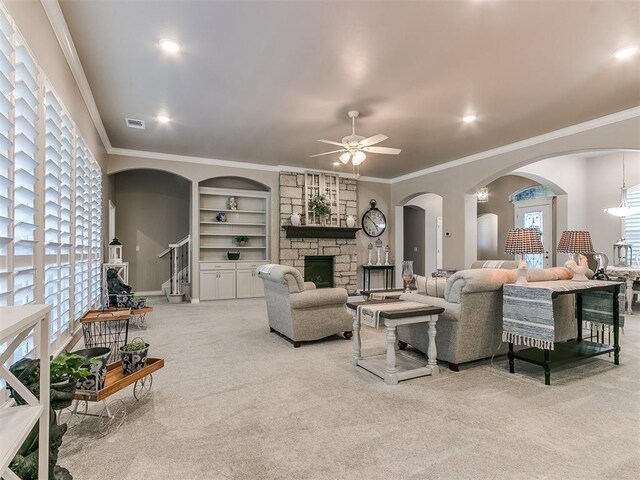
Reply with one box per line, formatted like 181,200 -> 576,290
112,169 -> 191,292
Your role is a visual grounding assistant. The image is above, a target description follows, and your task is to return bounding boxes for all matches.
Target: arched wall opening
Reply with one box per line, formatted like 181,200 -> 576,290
109,168 -> 192,294
468,148 -> 640,268
395,192 -> 443,283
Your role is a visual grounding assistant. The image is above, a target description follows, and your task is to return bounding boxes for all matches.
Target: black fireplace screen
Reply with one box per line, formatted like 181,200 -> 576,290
304,256 -> 334,288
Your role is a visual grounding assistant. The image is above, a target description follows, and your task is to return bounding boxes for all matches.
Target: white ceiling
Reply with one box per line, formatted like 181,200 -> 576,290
59,0 -> 640,178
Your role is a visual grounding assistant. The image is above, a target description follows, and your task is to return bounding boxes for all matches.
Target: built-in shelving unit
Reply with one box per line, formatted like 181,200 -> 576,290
1,304 -> 51,480
199,187 -> 270,262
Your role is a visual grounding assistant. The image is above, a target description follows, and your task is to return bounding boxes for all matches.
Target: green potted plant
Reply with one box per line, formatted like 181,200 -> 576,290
49,352 -> 95,409
234,235 -> 249,247
120,339 -> 150,375
309,194 -> 331,226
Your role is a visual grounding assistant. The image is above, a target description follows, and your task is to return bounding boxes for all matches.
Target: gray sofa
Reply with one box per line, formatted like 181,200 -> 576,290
396,266 -> 577,370
257,264 -> 353,347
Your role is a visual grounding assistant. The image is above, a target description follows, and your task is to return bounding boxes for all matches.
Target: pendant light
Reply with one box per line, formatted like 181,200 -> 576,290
604,153 -> 640,217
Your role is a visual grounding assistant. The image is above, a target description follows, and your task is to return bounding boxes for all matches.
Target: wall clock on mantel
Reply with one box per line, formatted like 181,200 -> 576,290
361,199 -> 386,237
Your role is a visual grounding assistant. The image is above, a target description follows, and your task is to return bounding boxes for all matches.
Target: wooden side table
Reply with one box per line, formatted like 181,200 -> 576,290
347,300 -> 444,385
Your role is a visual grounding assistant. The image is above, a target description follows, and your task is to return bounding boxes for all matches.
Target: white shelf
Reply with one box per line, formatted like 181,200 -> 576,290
200,208 -> 265,214
0,304 -> 51,342
0,405 -> 43,474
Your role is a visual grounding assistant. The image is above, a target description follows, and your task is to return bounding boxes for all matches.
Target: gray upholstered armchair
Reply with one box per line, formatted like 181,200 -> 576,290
256,264 -> 352,347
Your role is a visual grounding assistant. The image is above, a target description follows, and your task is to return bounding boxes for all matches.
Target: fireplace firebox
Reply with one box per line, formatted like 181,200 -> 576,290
304,256 -> 334,288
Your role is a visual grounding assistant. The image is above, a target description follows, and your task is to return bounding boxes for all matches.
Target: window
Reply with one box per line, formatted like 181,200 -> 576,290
0,5 -> 103,400
304,172 -> 340,226
623,186 -> 640,258
13,40 -> 38,306
0,9 -> 13,307
90,160 -> 102,307
74,137 -> 91,316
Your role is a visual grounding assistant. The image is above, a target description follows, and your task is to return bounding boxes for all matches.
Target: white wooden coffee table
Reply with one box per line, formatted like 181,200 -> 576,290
346,300 -> 444,385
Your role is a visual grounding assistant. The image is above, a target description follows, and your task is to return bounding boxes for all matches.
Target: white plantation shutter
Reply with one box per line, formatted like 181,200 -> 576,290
13,40 -> 38,306
0,5 -> 103,400
90,160 -> 101,306
74,137 -> 90,315
0,10 -> 13,307
623,187 -> 640,257
59,108 -> 73,333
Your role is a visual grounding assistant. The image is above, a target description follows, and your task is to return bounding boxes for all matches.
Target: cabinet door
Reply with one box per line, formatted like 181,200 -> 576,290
252,272 -> 265,298
200,271 -> 218,301
217,271 -> 236,299
236,270 -> 254,299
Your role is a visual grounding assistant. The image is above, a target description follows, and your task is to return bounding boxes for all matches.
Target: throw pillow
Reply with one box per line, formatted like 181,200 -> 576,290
426,276 -> 447,298
415,275 -> 427,294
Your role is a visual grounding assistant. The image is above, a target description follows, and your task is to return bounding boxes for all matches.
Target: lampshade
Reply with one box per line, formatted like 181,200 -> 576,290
557,231 -> 594,254
339,152 -> 351,164
504,228 -> 544,254
352,150 -> 366,166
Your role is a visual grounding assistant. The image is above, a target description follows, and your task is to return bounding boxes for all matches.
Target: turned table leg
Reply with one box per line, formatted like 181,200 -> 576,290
385,323 -> 398,384
427,316 -> 438,375
351,309 -> 361,365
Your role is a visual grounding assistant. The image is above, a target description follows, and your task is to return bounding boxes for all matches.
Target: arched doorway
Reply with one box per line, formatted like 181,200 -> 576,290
395,193 -> 443,283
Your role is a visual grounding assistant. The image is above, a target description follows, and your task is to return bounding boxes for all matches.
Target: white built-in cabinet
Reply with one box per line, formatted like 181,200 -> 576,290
198,186 -> 270,301
199,262 -> 268,301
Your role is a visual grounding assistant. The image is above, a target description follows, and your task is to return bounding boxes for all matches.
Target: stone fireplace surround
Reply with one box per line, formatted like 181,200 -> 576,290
279,172 -> 358,294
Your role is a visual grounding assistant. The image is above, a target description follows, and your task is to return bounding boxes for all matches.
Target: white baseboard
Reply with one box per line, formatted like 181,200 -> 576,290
190,298 -> 200,304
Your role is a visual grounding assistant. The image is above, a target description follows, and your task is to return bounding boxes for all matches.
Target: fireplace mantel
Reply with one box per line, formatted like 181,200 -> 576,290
282,225 -> 361,239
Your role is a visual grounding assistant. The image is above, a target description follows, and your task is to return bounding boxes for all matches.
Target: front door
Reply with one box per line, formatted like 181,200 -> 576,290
514,200 -> 553,269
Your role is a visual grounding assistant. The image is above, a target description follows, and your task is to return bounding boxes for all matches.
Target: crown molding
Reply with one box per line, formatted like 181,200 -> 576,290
389,106 -> 640,184
109,147 -> 279,172
41,0 -> 112,151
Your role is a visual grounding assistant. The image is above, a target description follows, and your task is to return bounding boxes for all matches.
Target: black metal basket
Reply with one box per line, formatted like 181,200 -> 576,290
81,311 -> 130,363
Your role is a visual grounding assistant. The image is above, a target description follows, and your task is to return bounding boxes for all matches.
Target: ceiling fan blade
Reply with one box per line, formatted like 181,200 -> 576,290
363,146 -> 402,155
318,139 -> 345,147
360,134 -> 388,147
309,149 -> 346,158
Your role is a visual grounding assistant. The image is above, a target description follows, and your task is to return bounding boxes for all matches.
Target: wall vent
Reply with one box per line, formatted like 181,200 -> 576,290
125,118 -> 145,129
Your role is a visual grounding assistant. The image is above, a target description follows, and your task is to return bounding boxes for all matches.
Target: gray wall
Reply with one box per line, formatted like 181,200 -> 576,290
403,206 -> 425,275
112,169 -> 191,292
477,175 -> 539,260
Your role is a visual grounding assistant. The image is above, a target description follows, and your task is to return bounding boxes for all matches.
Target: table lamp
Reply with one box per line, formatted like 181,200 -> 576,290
557,230 -> 594,282
505,228 -> 544,285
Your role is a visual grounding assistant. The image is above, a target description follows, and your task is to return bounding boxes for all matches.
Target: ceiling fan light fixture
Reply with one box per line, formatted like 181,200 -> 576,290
352,150 -> 366,166
339,152 -> 351,164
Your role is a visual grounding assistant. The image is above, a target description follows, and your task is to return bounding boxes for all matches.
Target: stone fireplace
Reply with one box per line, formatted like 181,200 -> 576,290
279,171 -> 359,294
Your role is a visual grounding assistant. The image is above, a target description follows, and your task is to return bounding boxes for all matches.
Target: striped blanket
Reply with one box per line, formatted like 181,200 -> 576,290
502,280 -> 624,350
357,301 -> 427,328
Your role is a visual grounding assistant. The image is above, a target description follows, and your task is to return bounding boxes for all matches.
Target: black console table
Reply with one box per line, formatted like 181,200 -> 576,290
361,265 -> 395,291
503,280 -> 623,385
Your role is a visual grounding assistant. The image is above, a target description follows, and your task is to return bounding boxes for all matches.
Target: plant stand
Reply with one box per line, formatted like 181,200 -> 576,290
64,358 -> 164,436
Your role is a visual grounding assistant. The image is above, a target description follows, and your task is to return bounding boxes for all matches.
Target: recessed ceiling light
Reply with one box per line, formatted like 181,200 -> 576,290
332,161 -> 340,166
614,45 -> 638,60
463,114 -> 478,123
157,115 -> 171,123
159,39 -> 180,53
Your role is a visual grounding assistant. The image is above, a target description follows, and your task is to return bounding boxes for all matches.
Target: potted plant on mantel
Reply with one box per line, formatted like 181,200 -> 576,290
309,194 -> 332,226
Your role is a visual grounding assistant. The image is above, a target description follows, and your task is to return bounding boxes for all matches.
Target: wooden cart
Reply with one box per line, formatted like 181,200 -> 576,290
59,358 -> 164,435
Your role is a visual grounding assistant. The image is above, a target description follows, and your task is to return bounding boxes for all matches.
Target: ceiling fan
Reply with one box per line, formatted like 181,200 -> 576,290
310,111 -> 401,172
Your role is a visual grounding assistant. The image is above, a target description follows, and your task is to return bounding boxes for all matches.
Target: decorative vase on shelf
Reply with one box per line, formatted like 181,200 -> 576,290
290,212 -> 301,226
346,214 -> 356,228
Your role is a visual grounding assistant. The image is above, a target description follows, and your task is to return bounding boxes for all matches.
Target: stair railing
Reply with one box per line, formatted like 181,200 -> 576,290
158,235 -> 191,295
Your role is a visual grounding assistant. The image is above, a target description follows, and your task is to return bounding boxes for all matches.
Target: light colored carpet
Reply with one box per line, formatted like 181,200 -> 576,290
59,299 -> 640,480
